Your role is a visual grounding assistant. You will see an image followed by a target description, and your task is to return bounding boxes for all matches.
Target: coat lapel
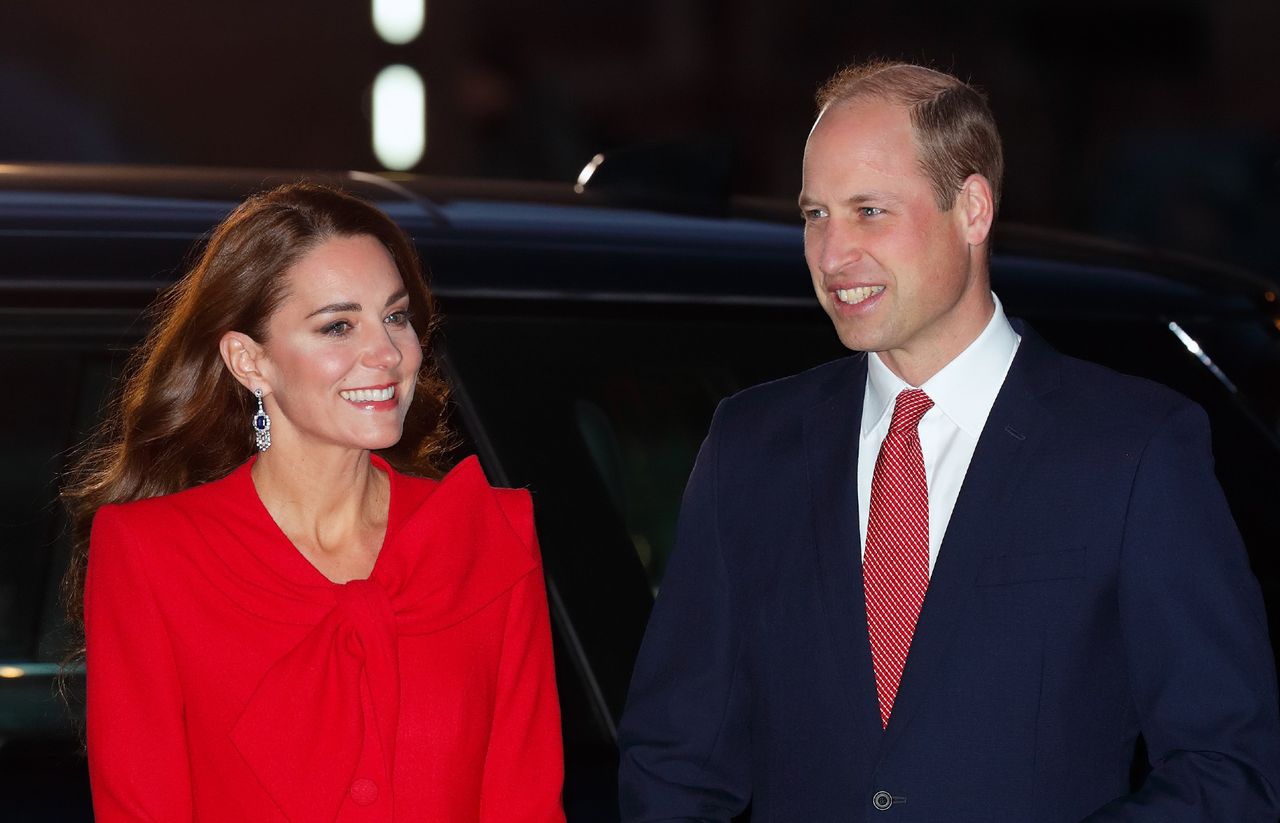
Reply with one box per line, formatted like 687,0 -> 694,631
802,354 -> 884,740
879,324 -> 1062,756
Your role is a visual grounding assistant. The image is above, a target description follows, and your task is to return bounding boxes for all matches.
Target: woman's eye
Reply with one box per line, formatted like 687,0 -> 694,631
385,309 -> 412,328
321,320 -> 352,336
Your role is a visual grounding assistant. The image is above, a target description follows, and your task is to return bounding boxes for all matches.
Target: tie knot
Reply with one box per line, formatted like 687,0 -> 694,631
889,389 -> 933,433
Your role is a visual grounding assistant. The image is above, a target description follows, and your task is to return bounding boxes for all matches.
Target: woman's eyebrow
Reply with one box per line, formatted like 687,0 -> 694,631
306,289 -> 408,318
306,301 -> 360,318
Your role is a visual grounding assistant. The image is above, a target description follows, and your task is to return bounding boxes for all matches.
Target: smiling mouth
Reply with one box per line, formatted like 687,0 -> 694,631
340,386 -> 395,402
835,286 -> 884,305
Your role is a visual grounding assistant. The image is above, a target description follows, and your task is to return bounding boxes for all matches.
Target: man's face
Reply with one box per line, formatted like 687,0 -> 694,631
799,97 -> 992,382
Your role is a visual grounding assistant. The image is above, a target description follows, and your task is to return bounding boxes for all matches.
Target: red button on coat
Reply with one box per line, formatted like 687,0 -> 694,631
350,778 -> 379,806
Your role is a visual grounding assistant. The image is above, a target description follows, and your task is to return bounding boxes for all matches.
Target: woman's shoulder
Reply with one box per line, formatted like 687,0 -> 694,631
374,455 -> 541,631
93,461 -> 252,532
391,454 -> 527,504
390,455 -> 538,559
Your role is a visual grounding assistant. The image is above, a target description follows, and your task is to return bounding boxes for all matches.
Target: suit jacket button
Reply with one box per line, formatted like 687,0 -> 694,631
350,778 -> 379,806
872,790 -> 893,811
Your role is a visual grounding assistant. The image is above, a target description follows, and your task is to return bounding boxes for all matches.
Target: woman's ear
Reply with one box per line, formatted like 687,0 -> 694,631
219,331 -> 269,392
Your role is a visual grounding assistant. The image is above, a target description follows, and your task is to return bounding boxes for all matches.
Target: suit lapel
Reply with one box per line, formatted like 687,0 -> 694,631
879,325 -> 1061,756
802,354 -> 884,740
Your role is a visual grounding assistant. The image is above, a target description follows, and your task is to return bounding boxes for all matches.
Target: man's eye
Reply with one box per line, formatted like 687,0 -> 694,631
859,207 -> 884,217
385,309 -> 412,327
321,320 -> 352,336
802,208 -> 828,221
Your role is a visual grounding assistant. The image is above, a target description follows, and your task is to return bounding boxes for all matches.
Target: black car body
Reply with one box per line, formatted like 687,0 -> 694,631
1,164 -> 1278,821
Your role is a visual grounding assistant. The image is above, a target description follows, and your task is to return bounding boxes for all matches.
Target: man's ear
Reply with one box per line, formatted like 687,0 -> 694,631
957,173 -> 995,247
219,331 -> 269,392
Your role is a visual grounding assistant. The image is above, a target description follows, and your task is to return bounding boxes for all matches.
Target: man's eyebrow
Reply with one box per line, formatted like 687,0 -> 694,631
797,191 -> 903,209
847,191 -> 901,205
306,302 -> 360,318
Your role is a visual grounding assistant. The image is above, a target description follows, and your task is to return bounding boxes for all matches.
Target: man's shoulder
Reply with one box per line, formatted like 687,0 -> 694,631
717,354 -> 864,423
695,355 -> 865,463
1028,333 -> 1203,430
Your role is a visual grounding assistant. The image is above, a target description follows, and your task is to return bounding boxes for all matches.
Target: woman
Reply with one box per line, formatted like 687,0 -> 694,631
62,183 -> 565,822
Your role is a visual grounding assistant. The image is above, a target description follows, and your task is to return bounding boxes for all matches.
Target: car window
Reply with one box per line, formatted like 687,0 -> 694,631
441,305 -> 847,593
0,339 -> 127,663
1172,315 -> 1280,434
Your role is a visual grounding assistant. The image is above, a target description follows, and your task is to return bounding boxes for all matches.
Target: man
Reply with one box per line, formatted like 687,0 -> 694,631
617,61 -> 1280,822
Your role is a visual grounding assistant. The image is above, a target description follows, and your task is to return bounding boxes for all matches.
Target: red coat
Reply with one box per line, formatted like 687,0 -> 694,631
85,454 -> 566,822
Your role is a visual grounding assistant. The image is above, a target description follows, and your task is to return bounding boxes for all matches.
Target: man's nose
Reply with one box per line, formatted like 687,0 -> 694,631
819,219 -> 864,274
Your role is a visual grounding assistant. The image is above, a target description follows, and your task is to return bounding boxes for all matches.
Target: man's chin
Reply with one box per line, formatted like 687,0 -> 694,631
831,323 -> 883,354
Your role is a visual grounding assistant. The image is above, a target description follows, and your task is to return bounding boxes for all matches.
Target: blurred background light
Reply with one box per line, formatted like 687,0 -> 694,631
372,65 -> 426,170
372,0 -> 425,45
574,153 -> 605,193
0,665 -> 24,678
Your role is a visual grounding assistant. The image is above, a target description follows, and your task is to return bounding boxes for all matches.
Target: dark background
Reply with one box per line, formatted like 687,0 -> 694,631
2,0 -> 1277,280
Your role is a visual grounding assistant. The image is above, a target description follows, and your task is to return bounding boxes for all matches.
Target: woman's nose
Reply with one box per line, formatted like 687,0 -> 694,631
361,326 -> 404,369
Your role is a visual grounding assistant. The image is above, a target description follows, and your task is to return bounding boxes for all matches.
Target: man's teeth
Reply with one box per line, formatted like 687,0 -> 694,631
340,386 -> 395,402
836,286 -> 885,305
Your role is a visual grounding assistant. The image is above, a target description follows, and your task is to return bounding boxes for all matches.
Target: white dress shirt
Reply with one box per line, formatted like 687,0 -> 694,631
857,294 -> 1021,573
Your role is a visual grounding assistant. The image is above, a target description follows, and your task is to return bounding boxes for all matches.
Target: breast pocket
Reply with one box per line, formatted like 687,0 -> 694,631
976,547 -> 1086,586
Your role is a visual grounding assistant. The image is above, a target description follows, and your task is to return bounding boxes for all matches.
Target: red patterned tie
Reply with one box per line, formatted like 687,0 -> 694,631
864,388 -> 933,728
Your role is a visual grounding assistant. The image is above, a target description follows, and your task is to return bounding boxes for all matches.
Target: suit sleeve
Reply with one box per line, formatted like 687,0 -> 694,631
84,505 -> 194,821
1082,401 -> 1280,822
479,490 -> 566,823
618,412 -> 752,821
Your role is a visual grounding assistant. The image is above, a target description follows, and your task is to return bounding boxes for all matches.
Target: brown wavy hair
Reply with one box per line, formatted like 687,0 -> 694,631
60,181 -> 454,670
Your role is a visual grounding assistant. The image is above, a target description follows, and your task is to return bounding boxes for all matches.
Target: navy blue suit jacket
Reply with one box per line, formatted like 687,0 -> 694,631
618,326 -> 1280,822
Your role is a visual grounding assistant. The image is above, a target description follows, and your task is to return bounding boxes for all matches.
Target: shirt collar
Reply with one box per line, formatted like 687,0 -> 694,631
861,293 -> 1020,437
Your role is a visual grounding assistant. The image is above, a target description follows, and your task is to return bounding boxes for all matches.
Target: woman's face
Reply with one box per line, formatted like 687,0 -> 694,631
257,233 -> 423,454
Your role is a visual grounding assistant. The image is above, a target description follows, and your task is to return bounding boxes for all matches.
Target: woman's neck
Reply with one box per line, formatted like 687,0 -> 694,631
250,446 -> 390,583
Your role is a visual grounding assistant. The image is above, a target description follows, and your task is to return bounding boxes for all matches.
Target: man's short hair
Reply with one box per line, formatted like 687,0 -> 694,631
817,61 -> 1004,214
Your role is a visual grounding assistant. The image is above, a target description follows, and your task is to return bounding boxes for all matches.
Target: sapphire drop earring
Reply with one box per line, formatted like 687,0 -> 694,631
252,388 -> 271,451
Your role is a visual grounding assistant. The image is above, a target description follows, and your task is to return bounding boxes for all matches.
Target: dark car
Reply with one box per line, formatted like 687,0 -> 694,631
1,163 -> 1278,821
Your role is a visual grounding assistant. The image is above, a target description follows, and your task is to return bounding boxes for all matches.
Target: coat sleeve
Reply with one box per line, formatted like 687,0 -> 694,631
1082,401 -> 1280,821
479,490 -> 566,823
84,504 -> 194,821
617,413 -> 752,822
